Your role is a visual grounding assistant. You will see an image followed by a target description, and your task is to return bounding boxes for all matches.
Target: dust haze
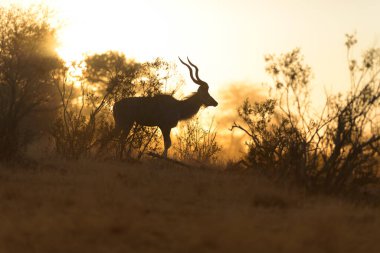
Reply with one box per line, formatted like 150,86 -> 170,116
214,82 -> 266,160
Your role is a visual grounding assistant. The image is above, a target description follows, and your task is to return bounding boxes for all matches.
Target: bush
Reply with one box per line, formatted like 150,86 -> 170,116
233,35 -> 380,194
174,116 -> 221,163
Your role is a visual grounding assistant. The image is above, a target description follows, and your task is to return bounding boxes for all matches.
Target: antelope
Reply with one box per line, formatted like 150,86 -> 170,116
113,57 -> 218,158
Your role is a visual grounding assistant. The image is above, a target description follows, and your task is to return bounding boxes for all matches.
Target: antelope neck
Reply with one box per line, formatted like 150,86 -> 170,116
178,93 -> 203,120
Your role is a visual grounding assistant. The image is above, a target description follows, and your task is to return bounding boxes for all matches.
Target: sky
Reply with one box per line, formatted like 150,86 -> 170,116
2,0 -> 379,99
2,0 -> 379,157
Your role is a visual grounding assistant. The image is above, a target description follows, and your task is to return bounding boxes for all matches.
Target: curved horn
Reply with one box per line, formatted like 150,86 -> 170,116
179,57 -> 199,85
187,58 -> 201,81
179,57 -> 208,88
186,57 -> 208,88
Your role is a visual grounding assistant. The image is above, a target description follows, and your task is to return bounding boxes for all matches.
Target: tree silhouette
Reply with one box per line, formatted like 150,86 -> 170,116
0,6 -> 62,161
51,52 -> 178,160
233,35 -> 380,193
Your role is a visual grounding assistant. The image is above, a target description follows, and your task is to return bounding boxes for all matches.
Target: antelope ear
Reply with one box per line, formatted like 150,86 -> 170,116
200,84 -> 209,91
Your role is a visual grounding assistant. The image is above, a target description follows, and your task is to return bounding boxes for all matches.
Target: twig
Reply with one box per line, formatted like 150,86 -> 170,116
146,152 -> 192,168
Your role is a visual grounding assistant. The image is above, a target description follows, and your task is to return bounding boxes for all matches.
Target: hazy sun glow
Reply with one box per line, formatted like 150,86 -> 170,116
53,1 -> 173,62
3,0 -> 380,100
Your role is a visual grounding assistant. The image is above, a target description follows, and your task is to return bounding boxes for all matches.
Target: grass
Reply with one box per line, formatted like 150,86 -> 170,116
0,158 -> 379,253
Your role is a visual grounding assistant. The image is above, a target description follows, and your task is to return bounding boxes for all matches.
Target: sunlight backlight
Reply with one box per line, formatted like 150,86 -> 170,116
3,0 -> 380,103
51,0 -> 172,62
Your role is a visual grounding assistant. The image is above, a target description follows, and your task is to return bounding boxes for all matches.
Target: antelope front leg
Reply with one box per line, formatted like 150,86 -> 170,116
160,127 -> 172,158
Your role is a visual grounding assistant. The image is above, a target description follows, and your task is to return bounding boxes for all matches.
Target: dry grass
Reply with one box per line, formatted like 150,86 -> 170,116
0,159 -> 379,253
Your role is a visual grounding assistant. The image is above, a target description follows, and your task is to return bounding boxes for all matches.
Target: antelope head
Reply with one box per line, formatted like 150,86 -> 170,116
179,57 -> 218,107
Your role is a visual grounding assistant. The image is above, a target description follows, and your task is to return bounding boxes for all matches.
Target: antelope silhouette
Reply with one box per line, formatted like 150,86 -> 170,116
113,57 -> 218,158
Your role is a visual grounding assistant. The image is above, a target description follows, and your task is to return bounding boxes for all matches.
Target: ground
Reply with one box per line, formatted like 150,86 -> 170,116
0,159 -> 379,253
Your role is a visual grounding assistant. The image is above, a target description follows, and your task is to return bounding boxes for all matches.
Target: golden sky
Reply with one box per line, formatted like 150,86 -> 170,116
3,0 -> 380,102
2,0 -> 379,159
